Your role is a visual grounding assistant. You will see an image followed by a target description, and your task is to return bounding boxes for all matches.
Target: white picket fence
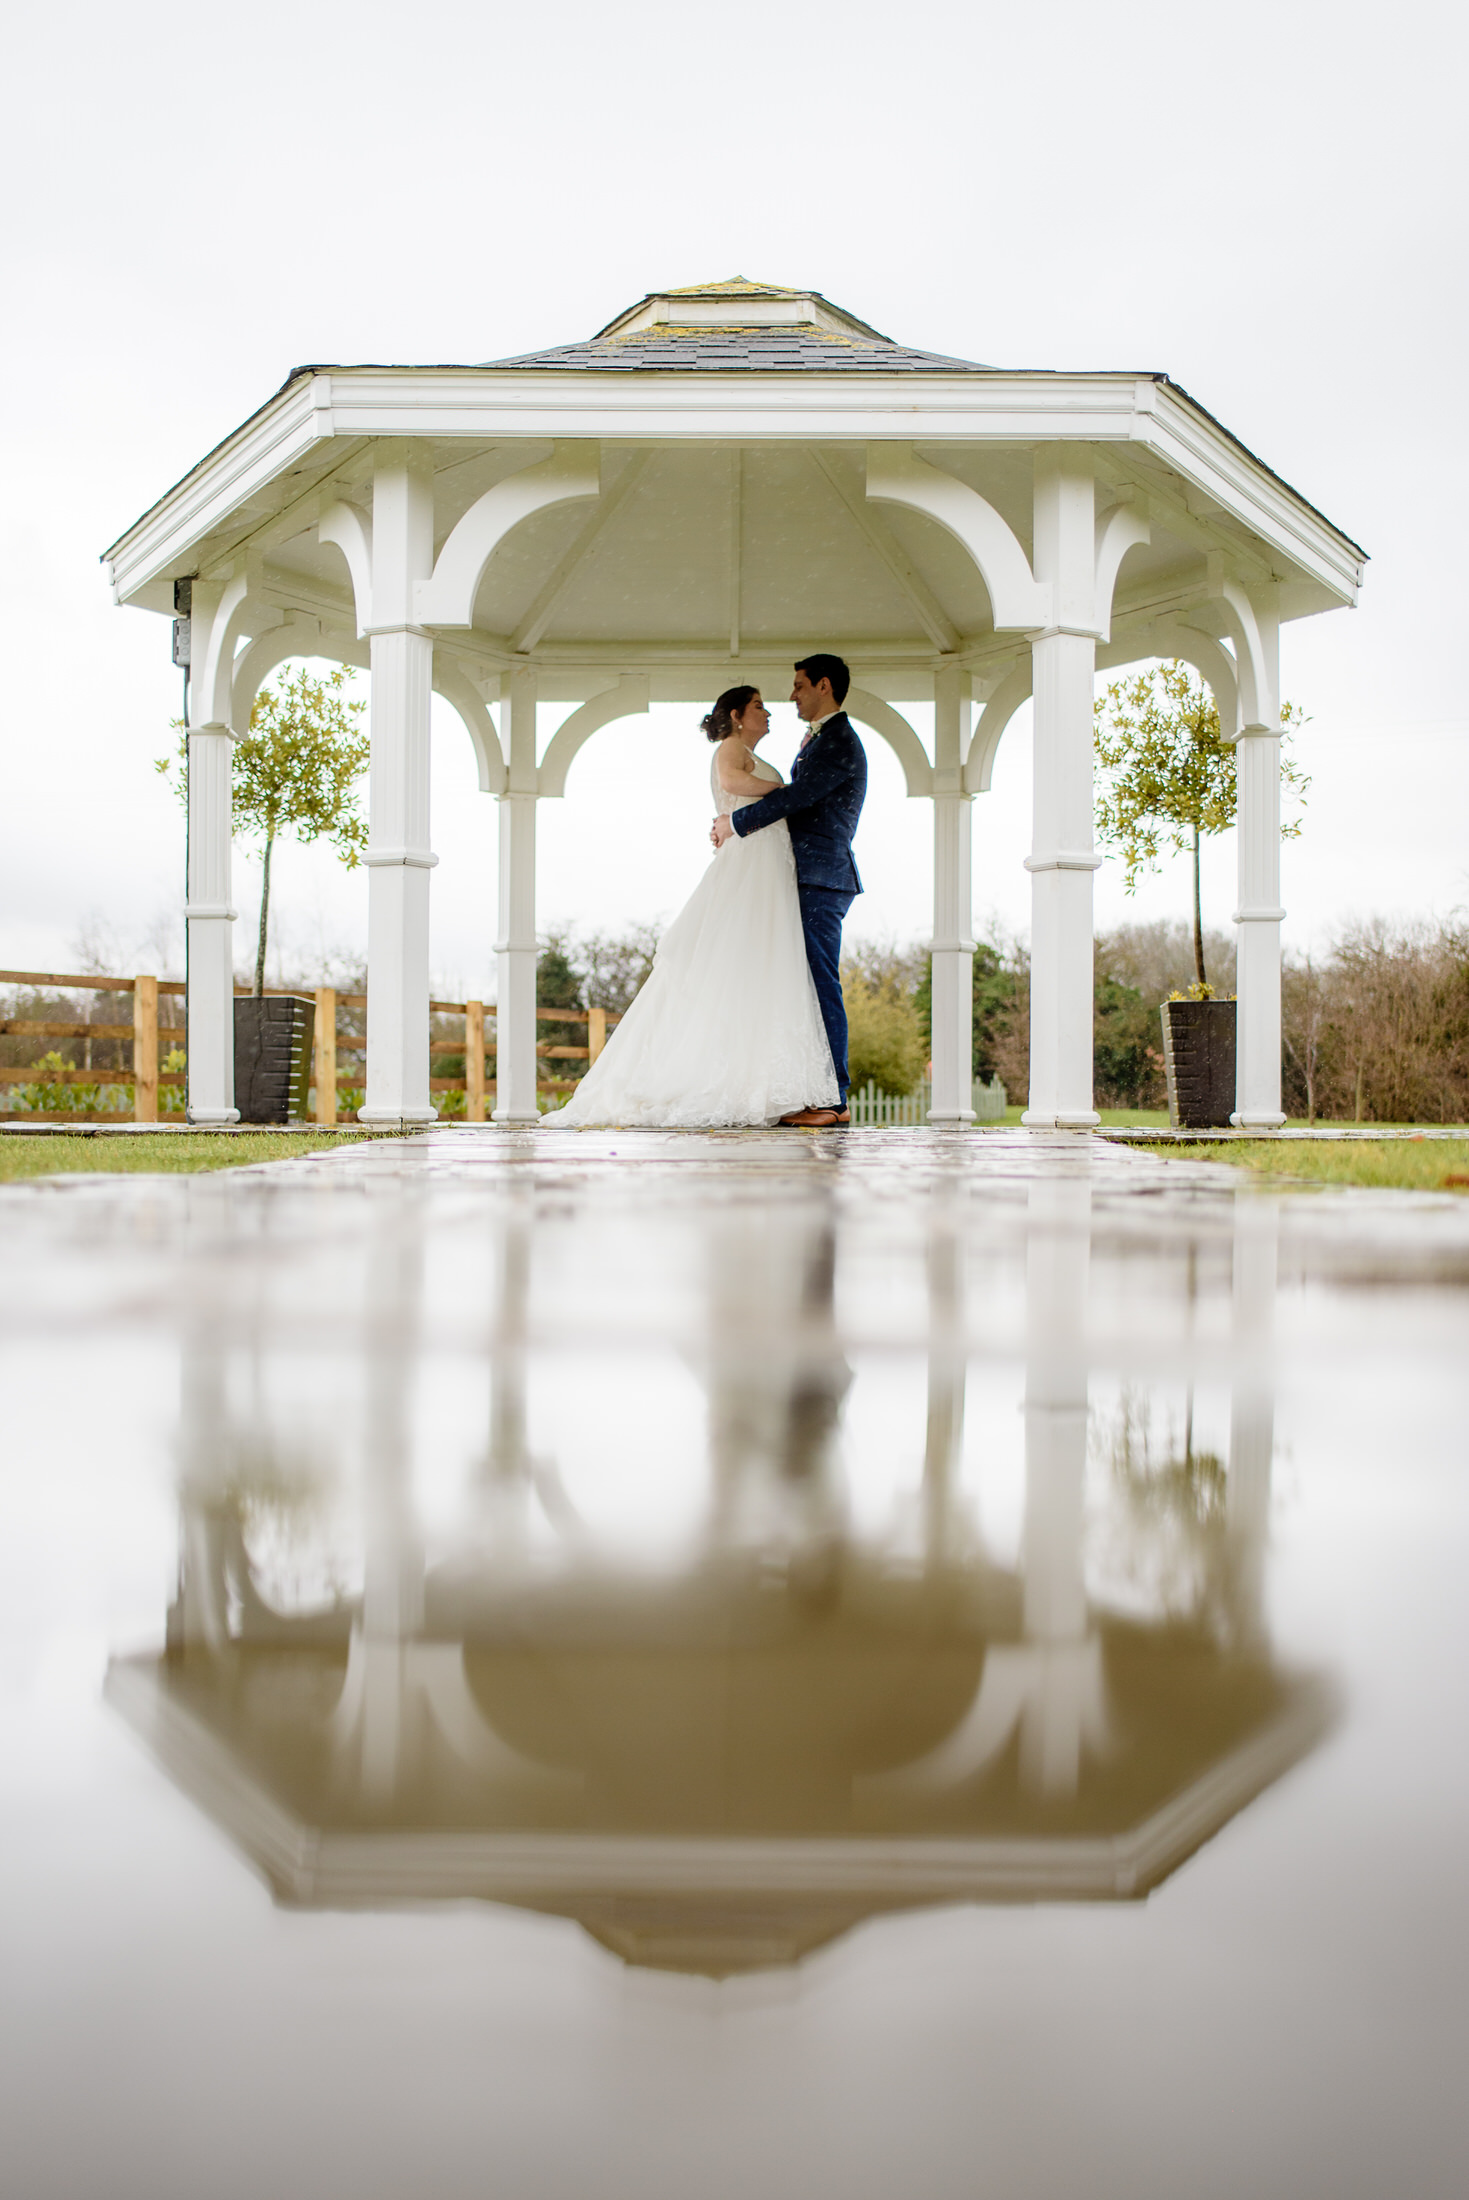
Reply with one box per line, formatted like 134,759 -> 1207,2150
844,1078 -> 1002,1126
847,1079 -> 929,1125
974,1075 -> 1007,1122
846,1076 -> 1007,1126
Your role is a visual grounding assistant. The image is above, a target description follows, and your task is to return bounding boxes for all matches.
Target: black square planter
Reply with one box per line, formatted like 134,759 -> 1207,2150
233,996 -> 316,1125
1159,998 -> 1237,1130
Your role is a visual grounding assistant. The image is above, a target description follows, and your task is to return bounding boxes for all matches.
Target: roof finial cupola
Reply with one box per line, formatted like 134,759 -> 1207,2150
486,278 -> 984,372
595,277 -> 892,344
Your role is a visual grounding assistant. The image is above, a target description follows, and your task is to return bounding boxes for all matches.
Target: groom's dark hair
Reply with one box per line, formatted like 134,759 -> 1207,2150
794,653 -> 850,706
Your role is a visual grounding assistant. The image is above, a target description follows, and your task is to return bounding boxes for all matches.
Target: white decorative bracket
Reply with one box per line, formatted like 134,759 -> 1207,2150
319,499 -> 375,637
856,1638 -> 1109,1801
846,688 -> 933,798
866,444 -> 1051,631
1092,502 -> 1151,643
414,445 -> 601,630
230,611 -> 336,731
963,610 -> 1242,793
1214,571 -> 1280,733
537,676 -> 651,799
194,571 -> 256,729
1154,618 -> 1242,740
965,661 -> 1034,793
434,653 -> 507,793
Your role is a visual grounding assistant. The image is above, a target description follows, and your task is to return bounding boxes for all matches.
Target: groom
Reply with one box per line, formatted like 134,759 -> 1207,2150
712,653 -> 867,1127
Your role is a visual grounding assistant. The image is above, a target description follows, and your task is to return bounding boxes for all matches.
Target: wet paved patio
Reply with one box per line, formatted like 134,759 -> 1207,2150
3,1128 -> 1467,2198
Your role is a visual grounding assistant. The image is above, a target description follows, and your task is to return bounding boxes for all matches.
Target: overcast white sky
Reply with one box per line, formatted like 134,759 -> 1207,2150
3,0 -> 1465,994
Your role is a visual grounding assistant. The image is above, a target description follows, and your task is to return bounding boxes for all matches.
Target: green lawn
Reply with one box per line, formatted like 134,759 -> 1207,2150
1001,1107 -> 1173,1126
1153,1138 -> 1469,1194
0,1132 -> 364,1181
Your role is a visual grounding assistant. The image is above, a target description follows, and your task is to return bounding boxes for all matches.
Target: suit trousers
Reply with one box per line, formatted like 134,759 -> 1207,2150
797,884 -> 856,1098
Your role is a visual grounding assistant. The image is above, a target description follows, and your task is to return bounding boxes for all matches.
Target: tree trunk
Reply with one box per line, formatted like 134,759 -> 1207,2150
1191,823 -> 1207,989
254,835 -> 273,999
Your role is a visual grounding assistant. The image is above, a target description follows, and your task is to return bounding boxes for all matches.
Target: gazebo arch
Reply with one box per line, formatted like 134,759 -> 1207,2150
967,621 -> 1242,795
536,678 -> 652,800
103,277 -> 1365,1129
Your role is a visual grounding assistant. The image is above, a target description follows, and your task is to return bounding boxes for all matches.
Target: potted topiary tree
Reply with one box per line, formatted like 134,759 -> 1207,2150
1093,662 -> 1306,1128
162,666 -> 369,1121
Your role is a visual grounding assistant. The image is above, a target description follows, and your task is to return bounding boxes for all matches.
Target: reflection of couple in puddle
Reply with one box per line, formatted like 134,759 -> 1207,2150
108,1182 -> 1331,1975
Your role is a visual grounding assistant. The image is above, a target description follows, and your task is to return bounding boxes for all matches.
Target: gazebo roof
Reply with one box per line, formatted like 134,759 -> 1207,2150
101,276 -> 1366,651
484,277 -> 988,374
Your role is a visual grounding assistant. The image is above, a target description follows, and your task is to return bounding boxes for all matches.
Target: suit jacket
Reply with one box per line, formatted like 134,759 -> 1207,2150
730,711 -> 866,893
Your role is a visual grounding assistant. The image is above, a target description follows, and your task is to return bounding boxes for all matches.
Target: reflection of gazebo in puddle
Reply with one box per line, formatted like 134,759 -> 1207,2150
108,1183 -> 1332,1977
109,1585 -> 1330,1976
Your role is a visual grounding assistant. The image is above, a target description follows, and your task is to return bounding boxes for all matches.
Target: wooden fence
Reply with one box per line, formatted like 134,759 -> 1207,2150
2,968 -> 1006,1129
0,968 -> 620,1124
0,969 -> 184,1122
307,987 -> 619,1125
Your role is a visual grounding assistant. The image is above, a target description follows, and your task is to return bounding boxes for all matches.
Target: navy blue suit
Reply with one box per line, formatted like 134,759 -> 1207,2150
731,712 -> 867,1098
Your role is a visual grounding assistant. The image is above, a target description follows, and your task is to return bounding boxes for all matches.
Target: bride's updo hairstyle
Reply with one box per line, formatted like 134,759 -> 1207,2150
701,685 -> 759,744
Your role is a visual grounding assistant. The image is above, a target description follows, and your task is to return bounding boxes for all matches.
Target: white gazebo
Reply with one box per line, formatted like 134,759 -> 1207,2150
103,278 -> 1365,1128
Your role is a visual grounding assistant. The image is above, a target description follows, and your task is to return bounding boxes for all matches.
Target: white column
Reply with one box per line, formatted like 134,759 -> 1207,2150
1233,596 -> 1285,1124
184,578 -> 240,1125
1019,1175 -> 1103,1795
928,665 -> 976,1126
1024,450 -> 1100,1128
484,1216 -> 534,1549
361,1205 -> 425,1798
185,729 -> 239,1123
1227,1194 -> 1278,1644
171,1316 -> 233,1651
492,668 -> 540,1123
1023,1178 -> 1090,1647
922,1226 -> 965,1565
361,446 -> 438,1128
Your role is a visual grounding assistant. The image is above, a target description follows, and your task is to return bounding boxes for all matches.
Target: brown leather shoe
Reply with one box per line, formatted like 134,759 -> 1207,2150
778,1106 -> 852,1127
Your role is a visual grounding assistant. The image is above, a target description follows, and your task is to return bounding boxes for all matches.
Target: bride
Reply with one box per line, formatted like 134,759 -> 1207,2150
543,686 -> 839,1127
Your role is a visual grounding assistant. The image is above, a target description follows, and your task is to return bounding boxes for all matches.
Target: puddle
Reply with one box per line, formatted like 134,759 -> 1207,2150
3,1130 -> 1466,2198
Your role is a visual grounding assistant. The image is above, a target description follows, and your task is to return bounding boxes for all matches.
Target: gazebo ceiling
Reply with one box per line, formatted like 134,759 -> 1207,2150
103,277 -> 1366,677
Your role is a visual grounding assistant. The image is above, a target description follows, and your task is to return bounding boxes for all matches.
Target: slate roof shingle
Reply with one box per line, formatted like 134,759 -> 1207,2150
481,324 -> 992,374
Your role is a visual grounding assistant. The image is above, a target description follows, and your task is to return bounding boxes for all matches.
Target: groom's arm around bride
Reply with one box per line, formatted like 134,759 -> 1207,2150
710,660 -> 866,891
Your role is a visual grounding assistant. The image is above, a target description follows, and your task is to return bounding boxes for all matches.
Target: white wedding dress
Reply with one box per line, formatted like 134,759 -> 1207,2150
544,758 -> 838,1127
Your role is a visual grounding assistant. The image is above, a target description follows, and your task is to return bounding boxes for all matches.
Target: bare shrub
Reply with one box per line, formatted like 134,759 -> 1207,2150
568,923 -> 663,1015
1094,920 -> 1236,1009
1283,918 -> 1469,1123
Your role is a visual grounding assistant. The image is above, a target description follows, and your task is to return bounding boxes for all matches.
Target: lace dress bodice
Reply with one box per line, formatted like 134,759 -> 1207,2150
712,755 -> 783,818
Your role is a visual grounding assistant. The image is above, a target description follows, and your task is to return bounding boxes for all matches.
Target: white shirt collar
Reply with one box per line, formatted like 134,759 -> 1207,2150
806,709 -> 839,737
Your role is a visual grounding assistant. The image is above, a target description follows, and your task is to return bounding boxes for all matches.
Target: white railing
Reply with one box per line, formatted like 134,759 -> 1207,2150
846,1076 -> 1008,1126
974,1075 -> 1007,1122
847,1079 -> 930,1125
